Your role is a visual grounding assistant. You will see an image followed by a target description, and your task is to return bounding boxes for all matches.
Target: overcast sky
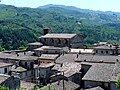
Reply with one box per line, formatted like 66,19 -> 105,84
0,0 -> 120,12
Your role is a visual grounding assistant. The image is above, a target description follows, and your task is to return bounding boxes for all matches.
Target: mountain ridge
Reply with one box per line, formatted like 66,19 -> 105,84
38,4 -> 120,14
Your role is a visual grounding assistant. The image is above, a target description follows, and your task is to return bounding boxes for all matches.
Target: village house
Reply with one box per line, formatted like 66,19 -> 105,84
27,42 -> 43,51
81,60 -> 120,90
10,65 -> 38,82
35,63 -> 55,85
0,52 -> 38,70
92,45 -> 117,55
0,52 -> 40,83
91,42 -> 120,55
39,33 -> 84,48
0,62 -> 13,75
34,46 -> 63,56
55,53 -> 120,64
37,54 -> 59,63
51,62 -> 81,85
82,63 -> 114,89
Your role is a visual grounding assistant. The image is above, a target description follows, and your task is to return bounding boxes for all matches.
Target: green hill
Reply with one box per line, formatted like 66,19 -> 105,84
0,4 -> 120,50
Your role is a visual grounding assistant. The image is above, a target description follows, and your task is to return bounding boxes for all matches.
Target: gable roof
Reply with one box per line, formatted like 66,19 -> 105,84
93,45 -> 116,50
34,46 -> 62,51
28,42 -> 43,46
39,63 -> 55,68
40,34 -> 77,39
56,54 -> 120,64
0,62 -> 13,68
85,86 -> 104,90
52,62 -> 81,77
82,63 -> 115,82
38,54 -> 59,60
43,80 -> 80,90
0,52 -> 38,61
11,66 -> 27,72
111,61 -> 120,82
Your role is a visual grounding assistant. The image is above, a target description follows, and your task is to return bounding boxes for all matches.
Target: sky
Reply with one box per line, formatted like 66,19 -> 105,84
0,0 -> 120,12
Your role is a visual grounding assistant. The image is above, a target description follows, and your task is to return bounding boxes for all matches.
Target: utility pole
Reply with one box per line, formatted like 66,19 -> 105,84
62,71 -> 65,90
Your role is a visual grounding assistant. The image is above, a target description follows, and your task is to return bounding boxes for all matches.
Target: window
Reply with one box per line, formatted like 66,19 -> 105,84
50,38 -> 54,43
65,39 -> 68,44
96,50 -> 98,53
30,62 -> 34,69
112,51 -> 115,54
31,70 -> 34,75
58,39 -> 61,44
19,61 -> 22,66
25,62 -> 27,67
44,38 -> 46,42
4,68 -> 7,74
101,51 -> 103,53
106,51 -> 108,54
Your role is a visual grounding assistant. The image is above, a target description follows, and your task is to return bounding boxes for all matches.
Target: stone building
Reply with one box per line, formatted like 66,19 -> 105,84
27,42 -> 43,51
93,45 -> 117,55
0,62 -> 13,75
51,62 -> 81,85
39,33 -> 83,48
82,61 -> 120,90
35,63 -> 55,85
34,46 -> 63,56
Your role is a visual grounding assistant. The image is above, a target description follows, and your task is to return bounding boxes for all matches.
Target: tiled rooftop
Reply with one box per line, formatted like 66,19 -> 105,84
0,62 -> 13,68
43,80 -> 80,90
82,63 -> 115,82
39,63 -> 55,68
40,34 -> 77,39
52,62 -> 81,77
56,54 -> 120,64
28,42 -> 43,46
92,45 -> 116,49
70,49 -> 94,54
38,54 -> 59,60
11,66 -> 27,72
34,46 -> 62,51
84,86 -> 104,90
0,52 -> 38,61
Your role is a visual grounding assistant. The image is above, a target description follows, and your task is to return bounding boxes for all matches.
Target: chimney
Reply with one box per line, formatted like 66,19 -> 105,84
76,54 -> 79,58
116,59 -> 119,62
43,28 -> 49,35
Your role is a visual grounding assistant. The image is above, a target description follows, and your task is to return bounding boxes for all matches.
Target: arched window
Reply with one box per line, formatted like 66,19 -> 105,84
101,51 -> 103,53
65,39 -> 68,44
58,39 -> 61,44
19,61 -> 22,66
50,38 -> 54,43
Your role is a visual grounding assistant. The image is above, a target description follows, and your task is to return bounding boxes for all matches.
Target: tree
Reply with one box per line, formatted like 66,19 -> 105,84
0,85 -> 9,90
116,74 -> 120,90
